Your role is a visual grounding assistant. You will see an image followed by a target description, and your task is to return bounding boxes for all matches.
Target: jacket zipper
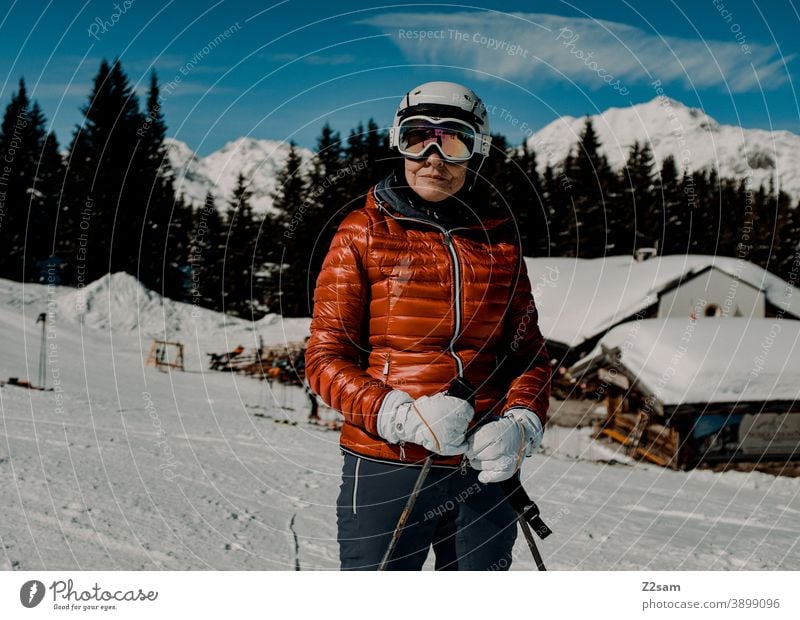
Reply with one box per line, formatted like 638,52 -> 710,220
374,198 -> 467,379
441,229 -> 468,475
442,230 -> 464,378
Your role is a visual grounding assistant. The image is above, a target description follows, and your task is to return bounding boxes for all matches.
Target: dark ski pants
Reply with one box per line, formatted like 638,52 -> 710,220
336,451 -> 518,570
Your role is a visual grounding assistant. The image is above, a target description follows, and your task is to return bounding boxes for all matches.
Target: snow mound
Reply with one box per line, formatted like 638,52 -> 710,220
0,271 -> 314,348
56,272 -> 246,338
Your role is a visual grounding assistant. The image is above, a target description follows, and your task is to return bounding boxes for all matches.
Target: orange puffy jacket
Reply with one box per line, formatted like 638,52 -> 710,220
306,182 -> 551,467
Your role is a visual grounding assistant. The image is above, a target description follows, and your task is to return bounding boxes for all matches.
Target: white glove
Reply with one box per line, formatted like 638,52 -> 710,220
377,390 -> 474,456
465,408 -> 544,483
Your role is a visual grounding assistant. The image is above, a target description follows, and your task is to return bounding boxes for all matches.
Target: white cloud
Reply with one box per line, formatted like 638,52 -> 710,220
361,11 -> 791,93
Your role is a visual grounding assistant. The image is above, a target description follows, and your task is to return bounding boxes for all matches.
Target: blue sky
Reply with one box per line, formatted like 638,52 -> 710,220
1,0 -> 797,155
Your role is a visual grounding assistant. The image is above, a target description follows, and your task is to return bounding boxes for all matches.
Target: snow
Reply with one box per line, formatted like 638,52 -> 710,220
1,275 -> 798,570
572,317 -> 800,407
528,97 -> 800,200
526,254 -> 800,348
165,137 -> 313,214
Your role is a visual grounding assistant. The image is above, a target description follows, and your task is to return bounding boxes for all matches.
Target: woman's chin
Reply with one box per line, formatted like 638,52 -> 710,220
413,183 -> 452,202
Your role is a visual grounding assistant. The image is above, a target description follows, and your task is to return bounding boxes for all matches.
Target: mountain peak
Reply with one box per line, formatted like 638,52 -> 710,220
166,138 -> 313,213
529,97 -> 798,197
639,95 -> 688,109
218,136 -> 287,152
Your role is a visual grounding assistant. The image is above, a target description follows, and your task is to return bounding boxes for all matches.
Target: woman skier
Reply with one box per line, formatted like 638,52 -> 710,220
305,81 -> 551,570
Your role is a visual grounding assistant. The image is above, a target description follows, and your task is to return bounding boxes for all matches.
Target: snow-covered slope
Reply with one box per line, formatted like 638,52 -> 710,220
528,97 -> 800,199
1,274 -> 798,570
166,137 -> 313,213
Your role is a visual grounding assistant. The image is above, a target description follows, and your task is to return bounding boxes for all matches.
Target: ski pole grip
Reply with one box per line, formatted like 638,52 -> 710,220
524,505 -> 553,540
500,474 -> 553,540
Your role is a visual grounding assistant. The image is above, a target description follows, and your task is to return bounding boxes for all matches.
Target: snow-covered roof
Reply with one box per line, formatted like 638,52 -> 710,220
572,317 -> 800,407
526,255 -> 800,348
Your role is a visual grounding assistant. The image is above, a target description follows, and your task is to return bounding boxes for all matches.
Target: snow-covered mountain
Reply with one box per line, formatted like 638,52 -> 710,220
528,97 -> 800,199
165,137 -> 313,213
166,98 -> 800,214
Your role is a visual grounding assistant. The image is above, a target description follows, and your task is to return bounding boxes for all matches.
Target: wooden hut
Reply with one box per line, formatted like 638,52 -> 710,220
569,317 -> 800,469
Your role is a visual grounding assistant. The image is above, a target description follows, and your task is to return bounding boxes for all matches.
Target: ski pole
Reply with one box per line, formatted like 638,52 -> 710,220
517,514 -> 547,571
37,312 -> 47,389
499,472 -> 551,570
378,453 -> 432,570
378,377 -> 476,571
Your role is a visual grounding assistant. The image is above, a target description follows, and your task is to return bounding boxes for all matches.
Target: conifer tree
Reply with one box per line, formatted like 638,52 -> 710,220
620,141 -> 656,255
188,191 -> 226,312
265,142 -> 307,314
686,170 -> 713,255
342,122 -> 368,208
282,124 -> 344,317
658,156 -> 688,255
364,118 -> 392,180
162,193 -> 194,301
0,85 -> 26,266
752,181 -> 786,271
564,119 -> 617,258
513,142 -> 547,256
62,59 -> 146,283
544,160 -> 575,256
0,78 -> 32,277
0,80 -> 64,281
137,70 -> 180,295
717,177 -> 742,257
25,109 -> 65,281
774,197 -> 800,284
222,173 -> 261,316
477,133 -> 514,209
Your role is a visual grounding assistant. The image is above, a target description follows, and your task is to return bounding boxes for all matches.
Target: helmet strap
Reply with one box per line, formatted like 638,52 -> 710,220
466,155 -> 486,192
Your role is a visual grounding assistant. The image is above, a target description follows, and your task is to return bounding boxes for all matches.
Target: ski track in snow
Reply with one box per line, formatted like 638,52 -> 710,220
1,275 -> 799,570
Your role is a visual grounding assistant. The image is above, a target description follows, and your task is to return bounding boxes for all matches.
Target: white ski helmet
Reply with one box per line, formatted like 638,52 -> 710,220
389,81 -> 492,188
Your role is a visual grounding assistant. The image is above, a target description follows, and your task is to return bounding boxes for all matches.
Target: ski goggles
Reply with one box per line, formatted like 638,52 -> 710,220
393,116 -> 486,163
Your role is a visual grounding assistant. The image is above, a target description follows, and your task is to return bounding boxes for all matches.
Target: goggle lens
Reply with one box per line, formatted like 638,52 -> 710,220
398,118 -> 476,161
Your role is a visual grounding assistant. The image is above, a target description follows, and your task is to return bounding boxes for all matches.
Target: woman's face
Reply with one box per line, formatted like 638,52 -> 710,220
404,151 -> 467,202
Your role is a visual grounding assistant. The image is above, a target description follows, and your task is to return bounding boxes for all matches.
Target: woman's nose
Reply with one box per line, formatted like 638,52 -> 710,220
425,150 -> 445,166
